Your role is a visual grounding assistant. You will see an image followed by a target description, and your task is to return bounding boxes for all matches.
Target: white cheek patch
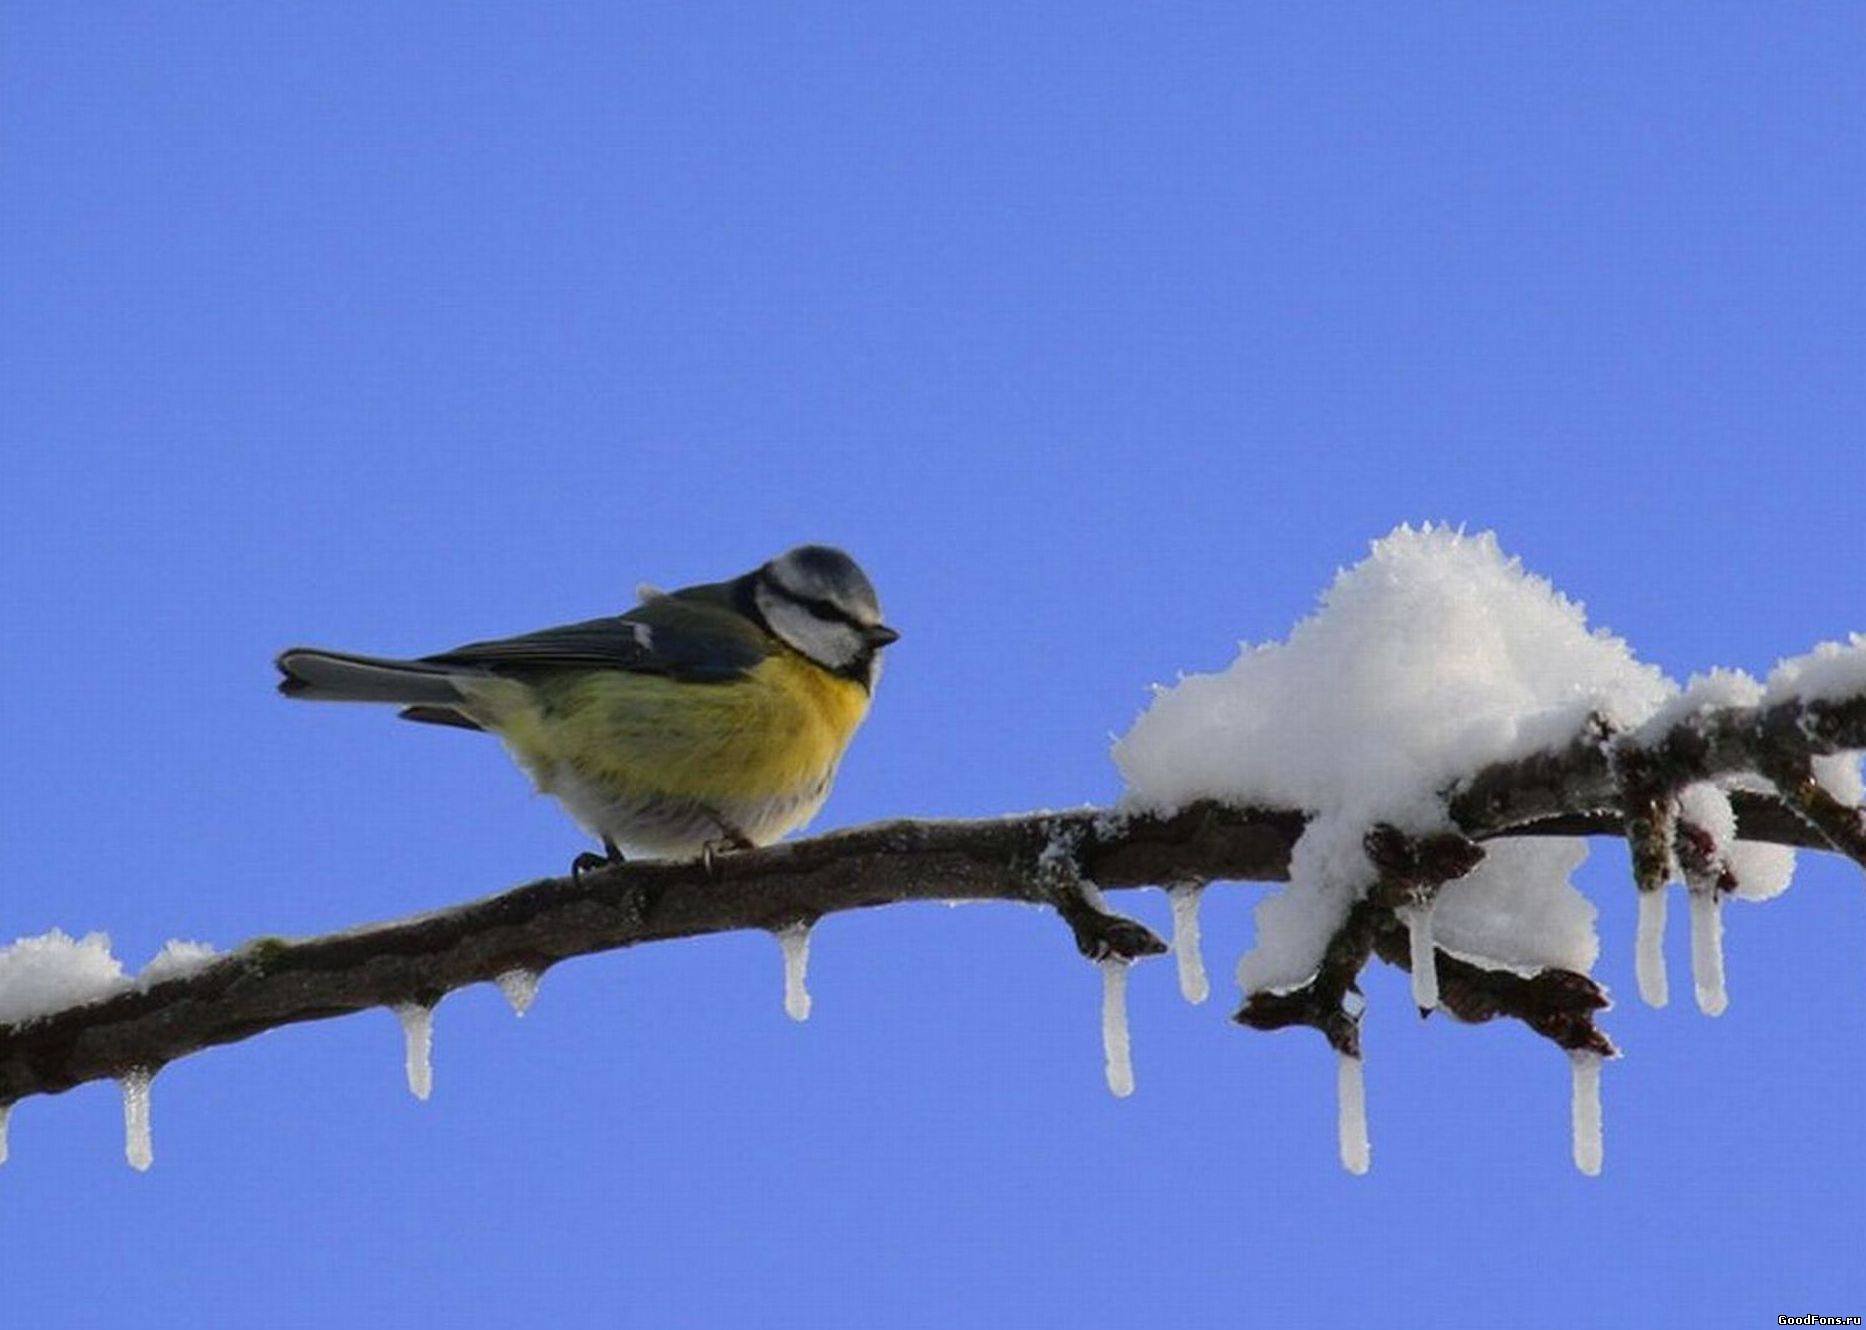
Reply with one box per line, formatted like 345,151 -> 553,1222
766,552 -> 882,628
757,588 -> 864,670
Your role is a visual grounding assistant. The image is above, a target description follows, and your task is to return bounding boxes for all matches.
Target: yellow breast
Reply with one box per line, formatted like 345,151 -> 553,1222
476,649 -> 872,810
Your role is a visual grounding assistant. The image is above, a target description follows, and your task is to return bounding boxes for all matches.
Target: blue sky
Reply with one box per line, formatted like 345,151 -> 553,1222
4,5 -> 1864,1325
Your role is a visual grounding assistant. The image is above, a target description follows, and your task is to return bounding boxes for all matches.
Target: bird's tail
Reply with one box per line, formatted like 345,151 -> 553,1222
275,648 -> 470,705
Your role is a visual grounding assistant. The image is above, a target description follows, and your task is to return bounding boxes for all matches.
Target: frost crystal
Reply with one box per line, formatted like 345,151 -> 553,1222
1336,1052 -> 1369,1175
122,1069 -> 153,1172
139,939 -> 220,986
1727,840 -> 1795,902
495,968 -> 541,1017
1764,632 -> 1866,705
1689,890 -> 1727,1017
394,1003 -> 435,1100
1635,888 -> 1669,1008
1638,667 -> 1762,738
136,932 -> 218,984
778,924 -> 812,1022
1813,751 -> 1864,805
1167,883 -> 1209,1005
1099,959 -> 1134,1098
0,930 -> 130,1026
1570,1052 -> 1603,1175
1678,783 -> 1737,862
1402,903 -> 1437,1010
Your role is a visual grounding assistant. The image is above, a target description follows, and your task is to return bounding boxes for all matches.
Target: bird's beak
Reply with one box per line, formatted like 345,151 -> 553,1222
864,623 -> 901,647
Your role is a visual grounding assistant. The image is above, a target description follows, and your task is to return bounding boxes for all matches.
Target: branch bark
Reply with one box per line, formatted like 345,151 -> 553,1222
2,691 -> 1862,1107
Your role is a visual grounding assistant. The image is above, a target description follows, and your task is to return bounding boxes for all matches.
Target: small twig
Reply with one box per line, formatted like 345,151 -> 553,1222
1235,900 -> 1378,1058
1754,749 -> 1866,869
1362,824 -> 1486,909
1034,827 -> 1167,963
1674,815 -> 1738,895
1367,917 -> 1616,1056
1609,742 -> 1678,896
1236,828 -> 1499,1051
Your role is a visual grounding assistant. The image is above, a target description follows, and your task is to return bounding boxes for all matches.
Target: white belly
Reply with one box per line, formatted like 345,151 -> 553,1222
546,764 -> 833,860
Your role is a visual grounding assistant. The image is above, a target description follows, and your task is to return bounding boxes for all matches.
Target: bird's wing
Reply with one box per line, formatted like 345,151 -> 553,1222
421,594 -> 770,684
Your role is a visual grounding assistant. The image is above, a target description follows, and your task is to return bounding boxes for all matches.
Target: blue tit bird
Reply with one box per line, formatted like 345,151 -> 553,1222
276,545 -> 898,872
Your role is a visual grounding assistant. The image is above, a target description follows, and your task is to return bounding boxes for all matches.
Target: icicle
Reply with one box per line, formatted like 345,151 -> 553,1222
1689,889 -> 1727,1016
495,968 -> 540,1017
1569,1051 -> 1603,1176
1402,903 -> 1438,1011
1635,887 -> 1669,1008
1099,958 -> 1134,1098
394,1003 -> 435,1100
121,1069 -> 153,1172
1167,882 -> 1209,1005
778,924 -> 812,1022
1336,1051 -> 1369,1175
0,1102 -> 10,1167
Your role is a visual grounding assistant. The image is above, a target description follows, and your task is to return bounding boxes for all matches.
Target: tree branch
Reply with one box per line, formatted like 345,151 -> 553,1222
2,690 -> 1862,1107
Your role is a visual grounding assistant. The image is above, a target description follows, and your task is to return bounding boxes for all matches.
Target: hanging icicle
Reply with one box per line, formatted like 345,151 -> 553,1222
1569,1051 -> 1603,1176
777,924 -> 813,1022
393,1003 -> 435,1100
1099,958 -> 1134,1098
1336,1051 -> 1369,1175
1635,887 -> 1669,1008
1167,882 -> 1209,1005
1402,903 -> 1438,1011
1689,889 -> 1727,1016
495,968 -> 541,1018
121,1069 -> 153,1172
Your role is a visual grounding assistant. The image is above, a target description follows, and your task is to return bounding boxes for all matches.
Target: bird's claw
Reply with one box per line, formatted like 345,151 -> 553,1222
699,833 -> 755,877
571,838 -> 626,885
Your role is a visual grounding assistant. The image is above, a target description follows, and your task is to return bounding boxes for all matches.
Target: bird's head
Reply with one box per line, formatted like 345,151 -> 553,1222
752,545 -> 899,686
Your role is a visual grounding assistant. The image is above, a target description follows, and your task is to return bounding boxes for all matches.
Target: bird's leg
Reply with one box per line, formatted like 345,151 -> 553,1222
571,836 -> 626,884
699,816 -> 756,877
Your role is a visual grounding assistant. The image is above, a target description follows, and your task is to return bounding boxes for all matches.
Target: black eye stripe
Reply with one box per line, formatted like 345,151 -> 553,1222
759,571 -> 871,632
799,596 -> 857,626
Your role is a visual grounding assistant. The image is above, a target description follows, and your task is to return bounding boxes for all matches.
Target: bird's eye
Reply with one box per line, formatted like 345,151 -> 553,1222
801,598 -> 849,624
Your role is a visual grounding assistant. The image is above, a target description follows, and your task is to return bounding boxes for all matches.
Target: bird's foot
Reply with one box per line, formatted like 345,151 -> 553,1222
699,830 -> 756,877
697,811 -> 756,877
571,838 -> 626,885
